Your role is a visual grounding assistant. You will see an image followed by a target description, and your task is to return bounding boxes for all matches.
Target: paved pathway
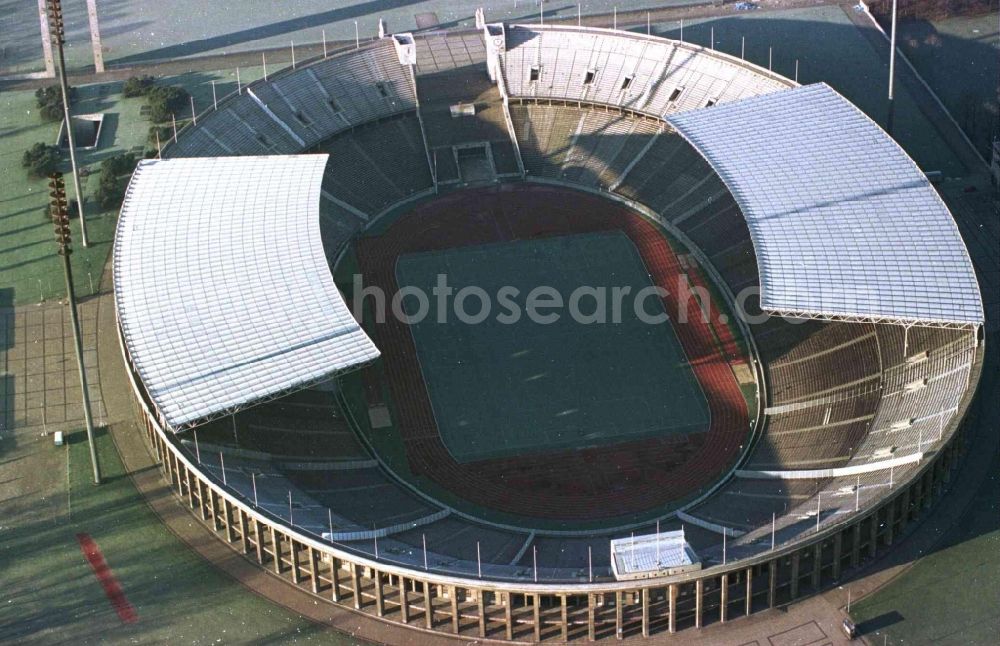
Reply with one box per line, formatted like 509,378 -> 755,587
0,296 -> 105,533
1,298 -> 106,433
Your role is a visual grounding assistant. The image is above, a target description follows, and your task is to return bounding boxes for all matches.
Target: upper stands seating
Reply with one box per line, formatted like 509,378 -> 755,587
167,39 -> 417,156
168,95 -> 301,157
500,26 -> 792,118
250,39 -> 417,148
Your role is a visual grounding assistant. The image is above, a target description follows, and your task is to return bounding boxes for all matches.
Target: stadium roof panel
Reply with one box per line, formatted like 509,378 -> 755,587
113,155 -> 379,431
668,83 -> 983,328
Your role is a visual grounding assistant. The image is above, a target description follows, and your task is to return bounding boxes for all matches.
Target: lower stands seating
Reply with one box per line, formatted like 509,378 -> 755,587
319,198 -> 366,258
393,518 -> 526,564
690,478 -> 825,532
194,389 -> 369,461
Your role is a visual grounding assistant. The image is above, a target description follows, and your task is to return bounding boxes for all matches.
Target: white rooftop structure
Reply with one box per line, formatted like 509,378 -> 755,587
610,530 -> 701,580
668,83 -> 983,328
113,156 -> 379,431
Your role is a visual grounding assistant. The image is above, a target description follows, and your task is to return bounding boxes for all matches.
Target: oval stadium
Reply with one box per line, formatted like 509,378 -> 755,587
111,16 -> 985,642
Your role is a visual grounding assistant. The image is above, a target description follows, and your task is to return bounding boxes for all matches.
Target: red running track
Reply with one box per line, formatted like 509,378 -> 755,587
76,532 -> 138,624
355,184 -> 750,520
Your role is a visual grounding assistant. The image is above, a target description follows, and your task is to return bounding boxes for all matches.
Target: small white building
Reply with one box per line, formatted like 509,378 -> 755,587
610,529 -> 702,581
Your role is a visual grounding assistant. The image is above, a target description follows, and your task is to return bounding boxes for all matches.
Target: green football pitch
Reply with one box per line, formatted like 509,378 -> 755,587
395,231 -> 710,463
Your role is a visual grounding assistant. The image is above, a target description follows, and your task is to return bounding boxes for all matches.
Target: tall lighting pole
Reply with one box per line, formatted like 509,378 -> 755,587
50,173 -> 101,484
46,0 -> 89,247
887,0 -> 898,102
886,0 -> 898,134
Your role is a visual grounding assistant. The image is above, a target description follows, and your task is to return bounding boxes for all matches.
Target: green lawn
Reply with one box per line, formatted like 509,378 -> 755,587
0,428 -> 361,643
0,67 -> 266,307
895,14 -> 998,161
850,448 -> 1000,645
396,231 -> 709,463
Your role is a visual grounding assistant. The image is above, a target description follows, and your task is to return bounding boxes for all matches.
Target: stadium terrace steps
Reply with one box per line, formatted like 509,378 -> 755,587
613,131 -> 712,208
850,331 -> 976,465
319,114 -> 433,215
499,26 -> 791,119
746,324 -> 976,479
247,41 -> 417,149
690,479 -> 827,545
766,328 -> 882,405
319,198 -> 366,257
309,41 -> 417,123
509,103 -> 665,191
189,390 -> 371,461
393,517 -> 527,565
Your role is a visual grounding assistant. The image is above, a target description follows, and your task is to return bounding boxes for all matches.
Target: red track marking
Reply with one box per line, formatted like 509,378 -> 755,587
76,533 -> 138,624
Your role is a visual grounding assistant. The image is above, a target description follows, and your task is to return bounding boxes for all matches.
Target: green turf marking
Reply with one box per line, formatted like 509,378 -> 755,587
395,231 -> 710,463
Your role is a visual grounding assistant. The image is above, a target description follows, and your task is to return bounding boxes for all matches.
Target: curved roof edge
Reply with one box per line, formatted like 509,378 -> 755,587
667,83 -> 983,329
113,155 -> 379,432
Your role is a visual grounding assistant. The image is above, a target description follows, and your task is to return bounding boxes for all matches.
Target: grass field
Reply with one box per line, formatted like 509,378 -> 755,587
396,231 -> 709,463
0,67 -> 264,307
850,448 -> 1000,645
895,14 -> 999,161
0,428 -> 362,644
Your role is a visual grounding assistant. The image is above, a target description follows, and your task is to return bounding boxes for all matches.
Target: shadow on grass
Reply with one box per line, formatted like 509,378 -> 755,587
857,609 -> 905,635
0,427 -> 350,644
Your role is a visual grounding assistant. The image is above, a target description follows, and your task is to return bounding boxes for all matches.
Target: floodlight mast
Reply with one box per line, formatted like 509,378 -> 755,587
886,0 -> 898,133
888,0 -> 898,102
49,173 -> 101,485
46,0 -> 89,248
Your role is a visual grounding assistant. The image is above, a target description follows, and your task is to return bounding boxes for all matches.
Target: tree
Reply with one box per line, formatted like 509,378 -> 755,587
34,85 -> 76,121
146,85 -> 189,123
147,125 -> 172,147
93,152 -> 137,209
122,75 -> 156,98
22,142 -> 61,178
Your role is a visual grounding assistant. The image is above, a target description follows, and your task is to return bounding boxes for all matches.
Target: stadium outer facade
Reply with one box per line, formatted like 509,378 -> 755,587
114,17 -> 985,642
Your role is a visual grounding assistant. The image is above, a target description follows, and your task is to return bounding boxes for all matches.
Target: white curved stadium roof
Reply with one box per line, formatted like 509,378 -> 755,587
668,83 -> 983,328
114,155 -> 379,431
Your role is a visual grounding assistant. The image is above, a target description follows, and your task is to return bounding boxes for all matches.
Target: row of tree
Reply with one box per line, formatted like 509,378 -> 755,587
23,75 -> 191,213
123,75 -> 190,123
